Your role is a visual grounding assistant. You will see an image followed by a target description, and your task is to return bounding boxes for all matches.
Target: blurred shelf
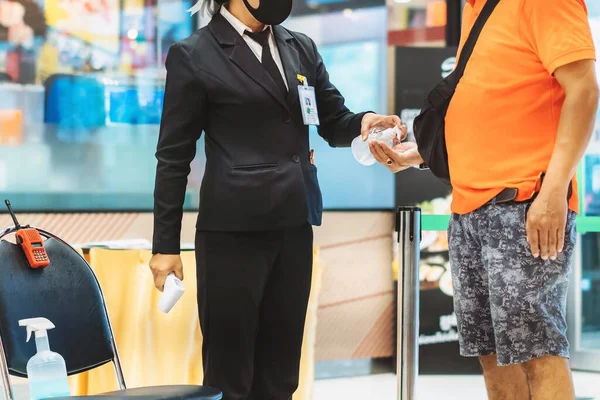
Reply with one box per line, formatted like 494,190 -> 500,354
421,214 -> 600,234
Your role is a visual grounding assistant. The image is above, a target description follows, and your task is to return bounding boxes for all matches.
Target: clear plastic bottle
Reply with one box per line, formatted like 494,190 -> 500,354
19,318 -> 70,400
351,126 -> 402,166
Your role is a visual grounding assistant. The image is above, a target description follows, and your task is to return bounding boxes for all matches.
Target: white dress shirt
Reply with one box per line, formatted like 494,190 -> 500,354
220,6 -> 289,90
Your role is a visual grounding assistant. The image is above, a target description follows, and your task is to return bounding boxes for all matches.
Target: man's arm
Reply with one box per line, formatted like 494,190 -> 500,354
540,61 -> 598,194
526,60 -> 598,260
309,38 -> 402,146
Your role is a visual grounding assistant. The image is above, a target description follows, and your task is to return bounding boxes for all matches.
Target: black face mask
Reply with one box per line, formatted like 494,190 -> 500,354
242,0 -> 293,26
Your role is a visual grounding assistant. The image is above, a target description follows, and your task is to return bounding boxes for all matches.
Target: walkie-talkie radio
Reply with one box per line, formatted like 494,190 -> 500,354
4,200 -> 50,268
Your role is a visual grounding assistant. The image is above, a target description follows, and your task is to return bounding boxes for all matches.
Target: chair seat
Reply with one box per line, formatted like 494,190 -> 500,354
47,385 -> 223,400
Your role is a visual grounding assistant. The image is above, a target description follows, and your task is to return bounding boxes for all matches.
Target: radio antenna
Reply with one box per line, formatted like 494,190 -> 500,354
4,200 -> 21,229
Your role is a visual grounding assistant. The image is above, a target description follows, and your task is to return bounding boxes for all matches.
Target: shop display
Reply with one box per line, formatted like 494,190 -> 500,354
394,47 -> 455,207
0,81 -> 44,145
158,0 -> 194,64
45,0 -> 119,55
1,3 -> 391,212
393,195 -> 480,374
308,37 -> 394,210
393,46 -> 479,374
575,1 -> 600,363
292,0 -> 384,16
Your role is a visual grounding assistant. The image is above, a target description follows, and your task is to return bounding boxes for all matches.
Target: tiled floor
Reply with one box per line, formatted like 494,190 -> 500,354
4,371 -> 599,399
314,372 -> 600,400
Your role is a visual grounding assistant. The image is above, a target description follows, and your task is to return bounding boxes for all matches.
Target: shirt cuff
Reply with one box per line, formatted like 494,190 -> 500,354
152,239 -> 182,255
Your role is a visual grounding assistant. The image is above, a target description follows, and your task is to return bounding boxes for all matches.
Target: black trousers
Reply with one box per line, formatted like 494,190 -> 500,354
195,224 -> 313,400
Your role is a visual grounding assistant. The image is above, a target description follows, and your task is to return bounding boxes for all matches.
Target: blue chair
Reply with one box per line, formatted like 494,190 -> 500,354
0,226 -> 222,400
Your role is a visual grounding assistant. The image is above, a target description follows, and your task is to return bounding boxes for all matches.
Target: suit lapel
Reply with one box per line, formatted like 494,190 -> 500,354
209,13 -> 290,112
229,43 -> 290,112
273,26 -> 301,110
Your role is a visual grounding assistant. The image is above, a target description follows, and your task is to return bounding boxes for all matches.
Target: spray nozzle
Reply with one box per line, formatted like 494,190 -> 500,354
18,318 -> 55,342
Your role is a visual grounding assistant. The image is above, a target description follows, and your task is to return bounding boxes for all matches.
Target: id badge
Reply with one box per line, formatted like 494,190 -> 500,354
298,85 -> 320,126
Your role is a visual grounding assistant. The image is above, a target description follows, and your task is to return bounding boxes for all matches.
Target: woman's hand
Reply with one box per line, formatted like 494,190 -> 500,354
149,254 -> 184,292
360,113 -> 408,141
369,141 -> 424,173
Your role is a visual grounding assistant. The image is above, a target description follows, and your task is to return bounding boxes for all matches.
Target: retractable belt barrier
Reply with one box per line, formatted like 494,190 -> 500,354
395,207 -> 421,400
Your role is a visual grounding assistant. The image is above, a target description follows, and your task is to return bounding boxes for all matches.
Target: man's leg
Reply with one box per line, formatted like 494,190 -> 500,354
196,230 -> 278,400
480,355 -> 530,400
448,214 -> 508,393
249,224 -> 313,400
483,203 -> 577,400
522,356 -> 575,400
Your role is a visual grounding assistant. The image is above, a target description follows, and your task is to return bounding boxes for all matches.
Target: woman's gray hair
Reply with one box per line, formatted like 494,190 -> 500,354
188,0 -> 225,16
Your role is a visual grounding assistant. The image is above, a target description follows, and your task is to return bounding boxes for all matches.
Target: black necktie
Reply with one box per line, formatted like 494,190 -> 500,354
245,29 -> 288,96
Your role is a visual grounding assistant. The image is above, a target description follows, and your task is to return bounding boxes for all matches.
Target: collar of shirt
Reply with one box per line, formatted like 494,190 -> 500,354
220,6 -> 272,37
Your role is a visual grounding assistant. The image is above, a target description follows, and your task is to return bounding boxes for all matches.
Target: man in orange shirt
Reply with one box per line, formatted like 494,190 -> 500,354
372,0 -> 598,398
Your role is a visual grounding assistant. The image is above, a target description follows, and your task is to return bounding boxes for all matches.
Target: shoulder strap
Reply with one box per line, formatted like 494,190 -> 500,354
454,0 -> 501,78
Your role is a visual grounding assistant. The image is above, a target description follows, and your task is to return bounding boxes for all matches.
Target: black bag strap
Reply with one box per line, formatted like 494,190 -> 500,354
454,0 -> 501,79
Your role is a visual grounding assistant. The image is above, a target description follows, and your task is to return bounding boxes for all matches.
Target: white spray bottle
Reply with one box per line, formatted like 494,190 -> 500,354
18,318 -> 70,400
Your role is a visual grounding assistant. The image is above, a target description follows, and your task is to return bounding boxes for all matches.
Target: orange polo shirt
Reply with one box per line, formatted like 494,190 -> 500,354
445,0 -> 596,214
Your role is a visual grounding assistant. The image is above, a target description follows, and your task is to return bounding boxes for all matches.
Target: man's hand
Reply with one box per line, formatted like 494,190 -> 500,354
526,190 -> 568,261
149,254 -> 184,292
360,113 -> 407,141
369,141 -> 424,173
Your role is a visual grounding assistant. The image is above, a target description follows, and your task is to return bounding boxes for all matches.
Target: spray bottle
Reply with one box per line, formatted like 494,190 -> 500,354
18,318 -> 70,400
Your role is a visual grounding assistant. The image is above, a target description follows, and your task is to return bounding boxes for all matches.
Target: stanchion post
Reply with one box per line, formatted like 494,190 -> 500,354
396,206 -> 421,400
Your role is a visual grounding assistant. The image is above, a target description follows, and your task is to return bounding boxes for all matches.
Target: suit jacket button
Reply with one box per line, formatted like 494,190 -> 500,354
292,155 -> 300,163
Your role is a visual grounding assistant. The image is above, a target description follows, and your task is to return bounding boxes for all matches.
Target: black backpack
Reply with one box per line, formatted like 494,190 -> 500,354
413,0 -> 501,185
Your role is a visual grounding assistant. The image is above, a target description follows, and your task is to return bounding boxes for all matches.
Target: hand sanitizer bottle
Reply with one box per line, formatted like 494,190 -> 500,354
351,126 -> 402,166
18,318 -> 70,400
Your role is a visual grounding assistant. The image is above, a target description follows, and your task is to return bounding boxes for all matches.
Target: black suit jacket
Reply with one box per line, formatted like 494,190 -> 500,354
152,13 -> 368,254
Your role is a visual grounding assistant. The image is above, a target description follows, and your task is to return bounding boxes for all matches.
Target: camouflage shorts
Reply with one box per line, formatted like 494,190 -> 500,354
448,201 -> 577,366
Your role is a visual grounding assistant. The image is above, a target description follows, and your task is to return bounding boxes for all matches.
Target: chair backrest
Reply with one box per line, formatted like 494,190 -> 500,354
0,229 -> 115,378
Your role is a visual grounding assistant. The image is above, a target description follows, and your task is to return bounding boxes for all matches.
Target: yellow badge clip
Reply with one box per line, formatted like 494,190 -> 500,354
297,74 -> 308,87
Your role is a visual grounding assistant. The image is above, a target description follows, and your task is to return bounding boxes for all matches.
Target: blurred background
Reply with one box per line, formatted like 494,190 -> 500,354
0,0 -> 599,399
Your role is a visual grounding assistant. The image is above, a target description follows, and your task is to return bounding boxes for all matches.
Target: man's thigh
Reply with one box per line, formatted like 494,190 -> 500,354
448,213 -> 496,357
482,202 -> 577,366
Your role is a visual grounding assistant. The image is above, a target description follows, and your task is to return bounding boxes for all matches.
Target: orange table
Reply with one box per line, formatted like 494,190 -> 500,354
69,248 -> 322,400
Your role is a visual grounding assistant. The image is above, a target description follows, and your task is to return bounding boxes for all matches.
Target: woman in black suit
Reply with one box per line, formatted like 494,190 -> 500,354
149,1 -> 405,399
